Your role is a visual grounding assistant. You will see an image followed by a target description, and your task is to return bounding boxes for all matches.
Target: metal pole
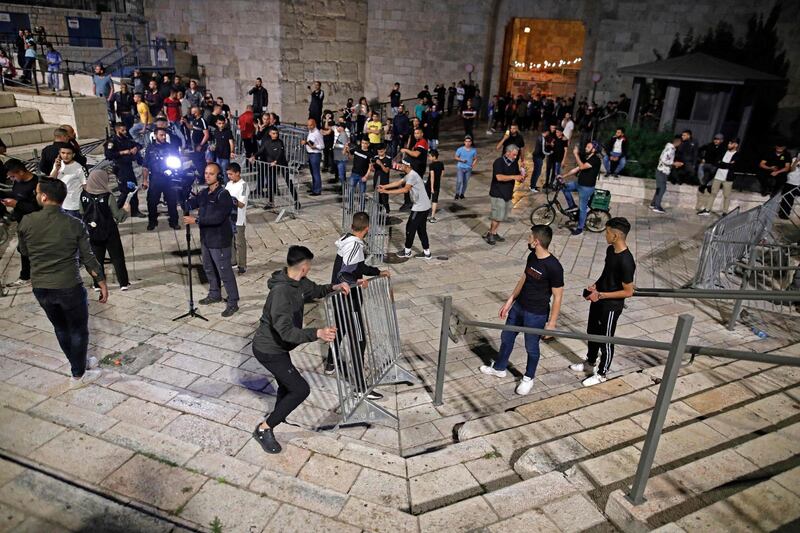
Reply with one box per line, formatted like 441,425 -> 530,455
433,296 -> 452,406
33,60 -> 40,95
627,314 -> 694,505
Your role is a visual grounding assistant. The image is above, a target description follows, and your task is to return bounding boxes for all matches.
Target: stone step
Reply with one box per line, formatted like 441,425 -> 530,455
0,92 -> 15,108
605,422 -> 800,532
0,123 -> 55,147
0,107 -> 41,129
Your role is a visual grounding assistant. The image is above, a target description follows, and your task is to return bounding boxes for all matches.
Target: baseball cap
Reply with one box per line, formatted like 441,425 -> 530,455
713,133 -> 724,140
464,135 -> 473,140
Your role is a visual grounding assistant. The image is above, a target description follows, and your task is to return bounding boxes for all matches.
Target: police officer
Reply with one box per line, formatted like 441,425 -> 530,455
148,116 -> 185,152
187,105 -> 209,181
105,122 -> 146,217
143,127 -> 180,231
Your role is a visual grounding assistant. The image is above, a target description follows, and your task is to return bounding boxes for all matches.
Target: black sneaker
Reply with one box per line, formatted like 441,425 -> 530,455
253,424 -> 282,454
324,361 -> 336,375
169,223 -> 181,230
366,390 -> 384,400
494,234 -> 506,243
485,232 -> 496,245
146,222 -> 157,231
199,296 -> 223,305
399,203 -> 412,212
221,305 -> 239,317
132,211 -> 147,218
238,267 -> 247,274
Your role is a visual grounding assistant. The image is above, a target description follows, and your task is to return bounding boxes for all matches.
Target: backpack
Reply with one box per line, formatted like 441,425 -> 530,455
80,192 -> 113,241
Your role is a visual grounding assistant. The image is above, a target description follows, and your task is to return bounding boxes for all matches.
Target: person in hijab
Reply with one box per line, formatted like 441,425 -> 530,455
79,169 -> 131,290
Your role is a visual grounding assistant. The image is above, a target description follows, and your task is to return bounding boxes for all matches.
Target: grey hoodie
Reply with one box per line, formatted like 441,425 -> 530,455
252,269 -> 333,355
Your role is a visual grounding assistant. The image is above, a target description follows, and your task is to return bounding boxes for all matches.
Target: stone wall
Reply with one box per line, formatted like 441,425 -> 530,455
14,93 -> 108,140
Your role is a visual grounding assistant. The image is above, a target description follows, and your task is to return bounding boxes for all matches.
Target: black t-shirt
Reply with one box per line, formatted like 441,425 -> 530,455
490,156 -> 519,201
518,253 -> 564,314
552,137 -> 567,160
578,154 -> 602,187
503,133 -> 525,161
428,161 -> 444,183
213,128 -> 234,159
351,147 -> 371,176
190,116 -> 208,146
390,90 -> 401,107
596,246 -> 636,311
763,151 -> 791,171
372,155 -> 391,183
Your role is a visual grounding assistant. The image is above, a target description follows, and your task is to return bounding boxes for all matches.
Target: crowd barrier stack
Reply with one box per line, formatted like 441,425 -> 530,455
341,180 -> 388,264
236,157 -> 299,222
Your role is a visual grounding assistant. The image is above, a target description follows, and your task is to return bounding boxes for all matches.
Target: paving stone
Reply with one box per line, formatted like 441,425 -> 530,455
0,500 -> 26,531
102,421 -> 200,466
338,496 -> 419,533
267,502 -> 360,533
773,465 -> 800,497
338,442 -> 406,478
464,455 -> 520,492
407,437 -> 495,477
742,392 -> 800,424
683,382 -> 757,415
515,391 -> 582,422
166,393 -> 239,423
297,453 -> 362,493
483,470 -> 579,519
293,434 -> 345,457
0,458 -> 24,486
180,479 -> 279,532
418,495 -> 498,533
236,439 -> 311,475
703,407 -> 771,439
137,363 -> 200,389
0,381 -> 47,411
106,397 -> 182,432
401,422 -> 446,451
6,366 -> 68,395
573,419 -> 644,453
486,507 -> 562,532
249,468 -> 348,517
27,398 -> 117,436
734,430 -> 800,468
185,376 -> 232,398
57,384 -> 128,414
410,463 -> 481,514
542,493 -> 607,531
163,414 -> 250,457
348,467 -> 409,510
30,430 -> 134,483
570,445 -> 643,486
0,407 -> 64,455
184,450 -> 261,487
101,454 -> 205,513
514,436 -> 591,479
456,411 -> 528,441
109,377 -> 179,404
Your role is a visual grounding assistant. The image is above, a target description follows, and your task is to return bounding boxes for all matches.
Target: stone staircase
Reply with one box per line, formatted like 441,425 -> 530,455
1,320 -> 798,532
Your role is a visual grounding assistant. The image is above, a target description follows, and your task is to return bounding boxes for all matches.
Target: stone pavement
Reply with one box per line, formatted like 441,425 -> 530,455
0,121 -> 798,531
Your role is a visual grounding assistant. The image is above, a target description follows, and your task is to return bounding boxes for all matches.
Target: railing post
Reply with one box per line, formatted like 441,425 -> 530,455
627,314 -> 693,505
32,60 -> 40,95
65,68 -> 74,101
433,296 -> 453,406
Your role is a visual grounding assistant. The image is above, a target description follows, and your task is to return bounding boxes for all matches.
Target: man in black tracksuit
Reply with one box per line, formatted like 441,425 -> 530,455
251,246 -> 349,454
323,213 -> 390,402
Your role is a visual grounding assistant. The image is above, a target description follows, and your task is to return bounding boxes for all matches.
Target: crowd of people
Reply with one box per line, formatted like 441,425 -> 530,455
2,68 -> 797,456
2,27 -> 64,90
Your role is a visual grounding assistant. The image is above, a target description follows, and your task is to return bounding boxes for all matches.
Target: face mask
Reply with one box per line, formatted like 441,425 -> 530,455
528,242 -> 537,252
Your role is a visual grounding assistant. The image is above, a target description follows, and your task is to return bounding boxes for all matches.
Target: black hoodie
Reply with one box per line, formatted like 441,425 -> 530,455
252,269 -> 333,355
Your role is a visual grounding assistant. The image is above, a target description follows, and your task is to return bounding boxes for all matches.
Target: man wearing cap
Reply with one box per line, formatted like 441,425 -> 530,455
696,133 -> 726,215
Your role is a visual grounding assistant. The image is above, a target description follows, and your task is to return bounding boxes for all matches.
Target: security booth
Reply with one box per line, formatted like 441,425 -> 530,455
618,53 -> 785,147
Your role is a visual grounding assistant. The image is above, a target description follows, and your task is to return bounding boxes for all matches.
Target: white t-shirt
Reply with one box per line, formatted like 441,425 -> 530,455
562,119 -> 574,140
55,161 -> 87,211
713,150 -> 737,182
613,138 -> 623,154
225,179 -> 249,226
404,170 -> 432,212
787,156 -> 800,187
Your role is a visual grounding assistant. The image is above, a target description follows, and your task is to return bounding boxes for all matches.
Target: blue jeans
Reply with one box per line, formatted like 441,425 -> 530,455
492,302 -> 548,378
308,152 -> 322,194
531,157 -> 544,188
456,167 -> 472,196
336,160 -> 347,183
64,209 -> 81,219
349,172 -> 366,194
130,122 -> 147,144
603,154 -> 626,175
562,181 -> 595,230
214,156 -> 230,181
48,70 -> 60,90
33,285 -> 89,377
546,159 -> 561,187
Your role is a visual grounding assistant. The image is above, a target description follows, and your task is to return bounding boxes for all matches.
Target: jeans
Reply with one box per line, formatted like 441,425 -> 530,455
64,209 -> 81,219
33,285 -> 90,377
349,172 -> 366,194
562,181 -> 595,230
130,123 -> 147,144
253,348 -> 310,428
531,157 -> 544,188
455,167 -> 473,196
603,154 -> 626,175
652,171 -> 669,209
545,158 -> 561,188
308,152 -> 322,194
170,121 -> 186,149
201,244 -> 239,306
116,165 -> 139,213
48,70 -> 60,90
697,163 -> 717,187
492,302 -> 548,378
335,160 -> 347,183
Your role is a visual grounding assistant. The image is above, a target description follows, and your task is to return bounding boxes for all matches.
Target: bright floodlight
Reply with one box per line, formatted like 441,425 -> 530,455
166,156 -> 182,169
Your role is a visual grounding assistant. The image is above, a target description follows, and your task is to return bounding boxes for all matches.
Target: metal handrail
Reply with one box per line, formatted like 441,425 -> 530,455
434,295 -> 800,506
1,61 -> 75,99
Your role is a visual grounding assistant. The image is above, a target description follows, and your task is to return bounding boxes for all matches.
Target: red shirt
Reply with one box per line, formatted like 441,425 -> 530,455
163,97 -> 181,122
414,138 -> 429,151
238,111 -> 255,139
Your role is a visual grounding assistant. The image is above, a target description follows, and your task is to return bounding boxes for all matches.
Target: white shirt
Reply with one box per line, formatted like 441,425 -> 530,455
55,161 -> 87,211
613,138 -> 623,154
657,143 -> 676,175
713,150 -> 737,182
787,156 -> 800,186
305,128 -> 324,154
404,170 -> 432,212
225,179 -> 249,226
562,119 -> 574,140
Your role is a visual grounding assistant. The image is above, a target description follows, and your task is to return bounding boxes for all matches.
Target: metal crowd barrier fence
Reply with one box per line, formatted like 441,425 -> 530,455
324,276 -> 417,425
236,157 -> 299,222
691,194 -> 781,290
276,125 -> 308,173
435,295 -> 800,505
341,180 -> 388,264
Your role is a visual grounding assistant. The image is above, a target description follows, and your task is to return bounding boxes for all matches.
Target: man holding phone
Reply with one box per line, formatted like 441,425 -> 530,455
301,118 -> 325,196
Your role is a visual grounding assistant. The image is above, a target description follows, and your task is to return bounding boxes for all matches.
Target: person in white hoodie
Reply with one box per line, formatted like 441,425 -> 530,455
50,143 -> 87,219
324,212 -> 390,399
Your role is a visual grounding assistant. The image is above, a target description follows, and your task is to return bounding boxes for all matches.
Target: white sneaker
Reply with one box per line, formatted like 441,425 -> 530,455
582,373 -> 607,387
6,279 -> 31,288
418,251 -> 432,260
479,365 -> 507,378
86,356 -> 99,369
397,249 -> 413,258
120,285 -> 130,291
569,361 -> 598,374
516,376 -> 534,395
69,369 -> 101,389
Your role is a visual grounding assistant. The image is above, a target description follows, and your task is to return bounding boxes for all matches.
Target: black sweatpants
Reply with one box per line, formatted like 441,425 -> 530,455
405,210 -> 430,250
253,348 -> 310,428
585,302 -> 621,376
91,229 -> 130,288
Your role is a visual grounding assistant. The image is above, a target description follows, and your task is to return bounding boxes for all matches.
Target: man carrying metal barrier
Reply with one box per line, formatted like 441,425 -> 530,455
569,217 -> 636,386
251,246 -> 350,454
324,213 -> 391,396
479,224 -> 564,395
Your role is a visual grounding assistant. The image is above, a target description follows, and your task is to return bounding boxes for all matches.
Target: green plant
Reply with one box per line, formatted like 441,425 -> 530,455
596,123 -> 673,179
210,516 -> 223,533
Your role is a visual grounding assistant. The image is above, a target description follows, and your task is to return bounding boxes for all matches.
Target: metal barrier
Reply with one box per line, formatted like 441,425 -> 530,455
691,194 -> 781,290
276,125 -> 308,173
237,158 -> 299,222
341,180 -> 388,264
434,295 -> 800,505
324,276 -> 418,425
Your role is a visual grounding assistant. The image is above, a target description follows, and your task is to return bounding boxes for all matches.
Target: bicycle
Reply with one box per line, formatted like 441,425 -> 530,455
529,178 -> 610,233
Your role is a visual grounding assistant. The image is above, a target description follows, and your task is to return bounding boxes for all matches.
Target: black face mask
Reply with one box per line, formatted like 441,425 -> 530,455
528,243 -> 536,252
